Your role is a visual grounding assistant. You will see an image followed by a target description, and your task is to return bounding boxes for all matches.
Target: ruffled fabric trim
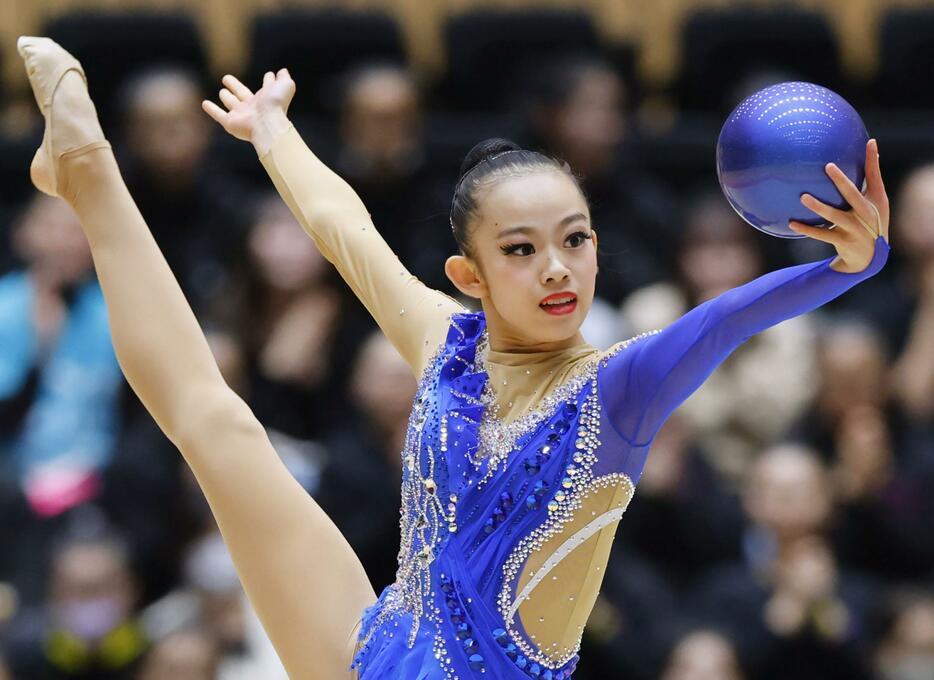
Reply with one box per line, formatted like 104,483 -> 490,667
438,311 -> 489,485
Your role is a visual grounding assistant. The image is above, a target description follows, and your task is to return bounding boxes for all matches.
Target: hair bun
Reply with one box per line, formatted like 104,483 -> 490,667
458,138 -> 522,181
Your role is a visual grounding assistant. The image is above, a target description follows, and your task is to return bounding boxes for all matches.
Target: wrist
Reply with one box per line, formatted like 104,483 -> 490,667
251,109 -> 292,157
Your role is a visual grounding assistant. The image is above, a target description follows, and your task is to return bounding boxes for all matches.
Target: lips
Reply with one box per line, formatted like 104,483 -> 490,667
539,292 -> 578,315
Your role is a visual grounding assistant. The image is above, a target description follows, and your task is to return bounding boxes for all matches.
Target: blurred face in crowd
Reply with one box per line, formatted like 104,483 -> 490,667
446,169 -> 599,352
13,195 -> 92,286
678,197 -> 762,301
248,197 -> 329,293
138,630 -> 220,680
537,64 -> 625,178
876,596 -> 934,680
816,324 -> 888,419
743,444 -> 832,544
183,531 -> 247,655
350,332 -> 417,431
48,541 -> 137,643
895,164 -> 934,259
125,70 -> 211,186
661,630 -> 744,680
340,66 -> 421,176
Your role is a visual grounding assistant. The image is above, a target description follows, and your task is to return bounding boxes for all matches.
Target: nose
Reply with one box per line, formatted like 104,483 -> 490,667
541,249 -> 571,285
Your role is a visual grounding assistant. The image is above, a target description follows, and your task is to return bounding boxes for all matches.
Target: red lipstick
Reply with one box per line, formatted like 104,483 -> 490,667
539,292 -> 577,315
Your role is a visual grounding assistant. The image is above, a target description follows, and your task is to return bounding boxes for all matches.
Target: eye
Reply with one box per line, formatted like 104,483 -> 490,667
567,230 -> 591,247
500,242 -> 534,256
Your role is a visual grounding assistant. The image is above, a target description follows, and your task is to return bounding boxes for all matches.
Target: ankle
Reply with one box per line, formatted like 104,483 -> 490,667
57,143 -> 115,204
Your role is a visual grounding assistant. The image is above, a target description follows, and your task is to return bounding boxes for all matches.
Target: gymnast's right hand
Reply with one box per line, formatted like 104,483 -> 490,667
202,69 -> 295,155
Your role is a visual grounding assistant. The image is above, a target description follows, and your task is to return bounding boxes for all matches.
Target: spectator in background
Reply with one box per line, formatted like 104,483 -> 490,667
0,195 -> 121,519
660,627 -> 745,680
886,165 -> 934,427
523,55 -> 678,303
209,193 -> 364,441
621,193 -> 817,486
574,549 -> 678,680
688,444 -> 877,680
315,329 -> 417,592
785,319 -> 934,581
140,531 -> 287,680
873,587 -> 934,680
616,413 -> 743,591
137,627 -> 219,680
5,519 -> 147,679
333,62 -> 451,291
116,66 -> 249,306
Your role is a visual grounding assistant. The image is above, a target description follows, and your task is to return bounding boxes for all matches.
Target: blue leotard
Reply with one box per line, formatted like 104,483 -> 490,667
349,237 -> 890,679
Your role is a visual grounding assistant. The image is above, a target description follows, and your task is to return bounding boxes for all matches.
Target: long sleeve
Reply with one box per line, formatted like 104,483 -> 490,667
601,236 -> 891,448
258,125 -> 464,377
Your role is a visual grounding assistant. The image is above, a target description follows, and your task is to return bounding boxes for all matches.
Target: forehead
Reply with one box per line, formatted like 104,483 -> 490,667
476,170 -> 587,229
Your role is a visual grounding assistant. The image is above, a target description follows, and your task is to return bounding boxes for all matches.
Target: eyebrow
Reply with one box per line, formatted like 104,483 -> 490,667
496,212 -> 589,239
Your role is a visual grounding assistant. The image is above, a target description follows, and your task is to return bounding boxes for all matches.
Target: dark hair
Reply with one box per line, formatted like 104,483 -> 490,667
450,138 -> 583,257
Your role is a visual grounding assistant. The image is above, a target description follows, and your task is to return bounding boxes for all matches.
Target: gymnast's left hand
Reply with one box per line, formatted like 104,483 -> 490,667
202,69 -> 296,155
788,138 -> 890,274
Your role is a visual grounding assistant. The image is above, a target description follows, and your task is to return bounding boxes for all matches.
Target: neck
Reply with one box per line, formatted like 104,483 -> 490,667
483,308 -> 588,353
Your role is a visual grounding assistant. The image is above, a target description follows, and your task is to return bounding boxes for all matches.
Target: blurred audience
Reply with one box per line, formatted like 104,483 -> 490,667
137,628 -> 219,680
0,11 -> 931,680
524,55 -> 679,303
333,62 -> 452,291
659,627 -> 745,680
873,587 -> 934,680
116,66 -> 250,306
688,444 -> 878,680
887,165 -> 934,427
315,329 -> 417,591
0,195 -> 122,518
210,193 -> 363,441
140,530 -> 287,679
4,516 -> 147,679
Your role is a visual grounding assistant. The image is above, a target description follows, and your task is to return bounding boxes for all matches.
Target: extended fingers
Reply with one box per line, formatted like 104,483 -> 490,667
800,193 -> 851,228
788,220 -> 845,247
201,99 -> 227,125
222,74 -> 252,100
218,88 -> 238,110
825,162 -> 871,215
865,139 -> 890,240
865,139 -> 886,202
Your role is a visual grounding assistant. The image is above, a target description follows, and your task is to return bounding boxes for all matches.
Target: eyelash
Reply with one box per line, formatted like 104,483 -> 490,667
500,231 -> 592,256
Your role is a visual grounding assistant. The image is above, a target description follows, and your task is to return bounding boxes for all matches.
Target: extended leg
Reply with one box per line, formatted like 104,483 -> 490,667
17,36 -> 376,678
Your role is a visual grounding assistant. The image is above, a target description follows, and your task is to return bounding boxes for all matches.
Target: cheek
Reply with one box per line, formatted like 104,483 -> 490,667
486,258 -> 536,300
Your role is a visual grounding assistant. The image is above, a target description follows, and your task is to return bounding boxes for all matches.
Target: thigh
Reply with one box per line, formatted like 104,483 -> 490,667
182,401 -> 379,679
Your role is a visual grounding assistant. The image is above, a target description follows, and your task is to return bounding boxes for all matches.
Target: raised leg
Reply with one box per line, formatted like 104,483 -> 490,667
16,36 -> 377,678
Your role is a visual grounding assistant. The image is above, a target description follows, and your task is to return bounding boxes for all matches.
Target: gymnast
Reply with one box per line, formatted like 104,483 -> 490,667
16,36 -> 890,679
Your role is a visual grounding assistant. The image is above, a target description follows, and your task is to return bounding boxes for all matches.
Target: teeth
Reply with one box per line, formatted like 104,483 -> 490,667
543,297 -> 575,306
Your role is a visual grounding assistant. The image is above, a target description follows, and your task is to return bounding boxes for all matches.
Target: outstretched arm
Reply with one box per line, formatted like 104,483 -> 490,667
603,140 -> 891,450
203,70 -> 463,378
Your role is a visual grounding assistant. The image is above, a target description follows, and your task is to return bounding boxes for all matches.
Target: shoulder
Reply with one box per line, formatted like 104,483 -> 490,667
596,329 -> 663,368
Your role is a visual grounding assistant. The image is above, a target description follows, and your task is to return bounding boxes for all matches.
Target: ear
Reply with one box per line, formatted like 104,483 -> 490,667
445,254 -> 488,299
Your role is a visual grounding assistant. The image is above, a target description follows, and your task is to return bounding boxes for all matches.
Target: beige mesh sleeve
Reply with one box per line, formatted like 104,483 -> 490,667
258,124 -> 464,378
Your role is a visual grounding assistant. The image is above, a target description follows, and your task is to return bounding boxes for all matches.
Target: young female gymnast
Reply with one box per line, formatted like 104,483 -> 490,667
17,36 -> 891,680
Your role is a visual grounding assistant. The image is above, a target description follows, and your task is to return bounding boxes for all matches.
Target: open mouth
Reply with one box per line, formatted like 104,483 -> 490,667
539,296 -> 577,315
